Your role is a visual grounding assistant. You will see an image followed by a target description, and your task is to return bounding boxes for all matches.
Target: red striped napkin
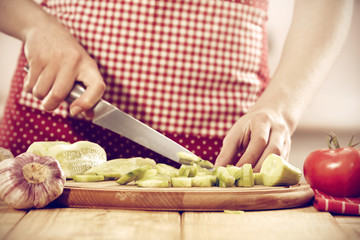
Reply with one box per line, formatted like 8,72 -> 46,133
313,189 -> 360,215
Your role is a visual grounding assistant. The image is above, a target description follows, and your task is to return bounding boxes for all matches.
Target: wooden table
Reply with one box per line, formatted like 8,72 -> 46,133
1,200 -> 359,240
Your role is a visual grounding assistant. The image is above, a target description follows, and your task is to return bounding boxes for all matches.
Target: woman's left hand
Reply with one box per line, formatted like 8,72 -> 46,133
214,108 -> 292,172
214,0 -> 354,172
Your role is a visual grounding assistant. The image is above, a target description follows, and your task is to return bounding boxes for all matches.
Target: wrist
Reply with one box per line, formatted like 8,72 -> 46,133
248,86 -> 302,133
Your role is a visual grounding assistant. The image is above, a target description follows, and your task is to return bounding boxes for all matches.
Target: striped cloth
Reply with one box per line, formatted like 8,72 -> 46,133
313,188 -> 360,216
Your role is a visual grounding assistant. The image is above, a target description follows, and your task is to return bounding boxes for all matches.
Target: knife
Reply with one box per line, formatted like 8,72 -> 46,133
23,66 -> 198,164
68,84 -> 198,163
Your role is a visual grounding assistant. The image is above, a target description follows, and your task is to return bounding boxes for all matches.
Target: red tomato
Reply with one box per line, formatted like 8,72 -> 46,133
303,146 -> 360,197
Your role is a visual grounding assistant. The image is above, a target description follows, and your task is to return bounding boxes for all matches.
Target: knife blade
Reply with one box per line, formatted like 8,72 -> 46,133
67,84 -> 197,163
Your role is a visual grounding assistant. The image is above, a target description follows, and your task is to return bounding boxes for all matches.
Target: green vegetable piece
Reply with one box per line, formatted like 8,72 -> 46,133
27,141 -> 71,157
73,174 -> 105,182
216,167 -> 235,187
116,165 -> 152,185
224,210 -> 245,214
254,173 -> 263,185
101,172 -> 122,180
135,176 -> 170,188
197,159 -> 215,169
44,141 -> 107,179
171,177 -> 192,187
188,164 -> 198,177
196,165 -> 213,175
260,154 -> 302,186
156,163 -> 179,178
139,169 -> 158,180
84,157 -> 156,177
177,152 -> 201,164
178,164 -> 198,177
178,165 -> 191,177
218,180 -> 228,188
177,151 -> 214,169
226,165 -> 243,180
235,177 -> 244,187
242,164 -> 254,187
191,175 -> 216,187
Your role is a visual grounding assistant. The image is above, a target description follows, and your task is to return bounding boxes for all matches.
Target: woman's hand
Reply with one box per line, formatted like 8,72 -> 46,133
0,0 -> 105,116
215,0 -> 353,170
215,109 -> 292,172
23,23 -> 106,116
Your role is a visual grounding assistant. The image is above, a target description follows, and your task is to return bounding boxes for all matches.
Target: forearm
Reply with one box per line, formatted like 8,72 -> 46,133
251,0 -> 353,131
0,0 -> 58,41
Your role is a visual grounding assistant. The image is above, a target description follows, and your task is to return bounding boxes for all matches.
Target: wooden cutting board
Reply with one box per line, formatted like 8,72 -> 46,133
55,181 -> 314,211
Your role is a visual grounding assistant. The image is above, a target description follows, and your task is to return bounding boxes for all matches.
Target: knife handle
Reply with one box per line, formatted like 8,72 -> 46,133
64,84 -> 85,104
23,65 -> 85,104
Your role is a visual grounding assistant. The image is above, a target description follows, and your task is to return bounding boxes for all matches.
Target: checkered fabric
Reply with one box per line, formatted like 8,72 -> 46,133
1,0 -> 269,163
21,0 -> 269,137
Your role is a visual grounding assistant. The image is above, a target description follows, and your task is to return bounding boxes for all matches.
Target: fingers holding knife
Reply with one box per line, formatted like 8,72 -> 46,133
23,60 -> 106,117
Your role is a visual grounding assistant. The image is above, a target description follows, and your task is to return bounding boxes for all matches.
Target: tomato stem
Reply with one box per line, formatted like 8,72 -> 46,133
348,135 -> 360,148
328,131 -> 341,149
327,131 -> 360,149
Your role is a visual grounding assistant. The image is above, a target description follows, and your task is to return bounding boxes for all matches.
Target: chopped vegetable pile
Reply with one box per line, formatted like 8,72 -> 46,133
74,151 -> 302,188
0,140 -> 303,210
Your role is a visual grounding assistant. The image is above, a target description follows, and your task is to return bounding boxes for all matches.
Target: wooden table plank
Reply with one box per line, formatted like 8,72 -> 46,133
181,206 -> 351,240
5,208 -> 181,240
333,215 -> 360,240
0,206 -> 27,240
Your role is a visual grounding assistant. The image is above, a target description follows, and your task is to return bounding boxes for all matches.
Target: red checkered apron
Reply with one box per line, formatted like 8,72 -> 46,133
0,0 -> 269,165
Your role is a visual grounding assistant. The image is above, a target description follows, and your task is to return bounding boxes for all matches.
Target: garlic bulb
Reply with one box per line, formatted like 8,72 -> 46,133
0,152 -> 66,209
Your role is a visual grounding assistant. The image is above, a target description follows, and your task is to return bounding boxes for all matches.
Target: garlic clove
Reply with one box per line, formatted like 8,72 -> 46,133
0,152 -> 66,209
0,147 -> 14,162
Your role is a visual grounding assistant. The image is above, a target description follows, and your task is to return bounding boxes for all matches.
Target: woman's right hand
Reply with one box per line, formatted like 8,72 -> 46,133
23,23 -> 106,116
0,0 -> 105,116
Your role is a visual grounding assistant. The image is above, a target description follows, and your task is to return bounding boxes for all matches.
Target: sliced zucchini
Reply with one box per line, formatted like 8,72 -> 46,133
178,165 -> 191,177
226,165 -> 242,180
235,177 -> 243,187
73,174 -> 105,182
254,173 -> 263,185
216,166 -> 235,187
139,169 -> 158,180
260,154 -> 302,186
156,163 -> 179,178
177,151 -> 201,164
135,176 -> 170,188
223,210 -> 245,214
178,164 -> 198,177
101,172 -> 122,180
177,151 -> 214,169
196,165 -> 213,175
191,175 -> 216,187
171,177 -> 192,187
116,165 -> 152,185
196,159 -> 215,169
242,164 -> 254,187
